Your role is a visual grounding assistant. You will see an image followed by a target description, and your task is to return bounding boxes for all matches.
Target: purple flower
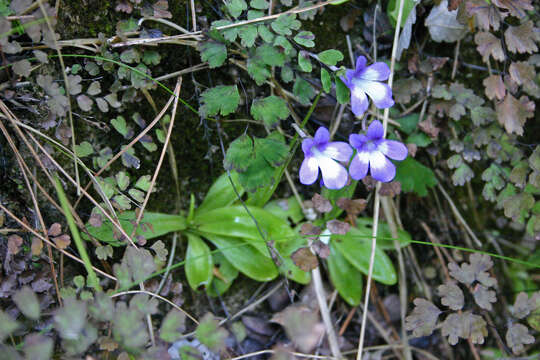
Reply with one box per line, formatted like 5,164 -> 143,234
349,120 -> 407,183
341,56 -> 394,117
300,127 -> 353,190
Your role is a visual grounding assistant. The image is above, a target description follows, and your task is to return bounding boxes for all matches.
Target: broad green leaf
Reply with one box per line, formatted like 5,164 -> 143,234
387,0 -> 416,28
394,157 -> 437,196
223,135 -> 254,172
202,232 -> 278,281
298,51 -> 312,72
293,77 -> 316,105
199,41 -> 227,69
331,228 -> 397,285
406,132 -> 432,147
197,172 -> 244,214
395,112 -> 419,134
328,242 -> 363,305
238,25 -> 258,47
200,85 -> 240,117
207,253 -> 239,296
271,14 -> 301,35
85,212 -> 186,246
294,31 -> 315,47
321,68 -> 331,93
318,49 -> 344,66
251,96 -> 290,127
186,234 -> 213,290
255,44 -> 285,67
354,218 -> 412,250
226,0 -> 247,18
264,197 -> 304,224
335,76 -> 350,104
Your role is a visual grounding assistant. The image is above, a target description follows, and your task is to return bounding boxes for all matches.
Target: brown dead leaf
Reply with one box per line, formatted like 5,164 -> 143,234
340,9 -> 361,32
407,143 -> 418,157
300,223 -> 322,236
483,75 -> 506,100
475,32 -> 505,61
504,21 -> 538,54
98,336 -> 118,351
52,234 -> 71,249
153,0 -> 172,19
8,234 -> 23,255
379,181 -> 402,197
291,247 -> 318,272
47,222 -> 62,237
466,0 -> 504,31
419,116 -> 441,138
31,237 -> 43,256
271,305 -> 325,353
115,1 -> 133,14
326,220 -> 350,235
311,241 -> 330,259
393,78 -> 423,104
336,198 -> 367,217
496,93 -> 535,135
492,0 -> 533,18
312,193 -> 332,213
509,61 -> 539,97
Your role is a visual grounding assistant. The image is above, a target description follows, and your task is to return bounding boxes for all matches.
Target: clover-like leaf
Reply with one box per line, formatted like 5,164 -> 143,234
449,253 -> 496,287
200,85 -> 240,117
226,0 -> 247,18
196,313 -> 229,353
441,311 -> 487,345
199,40 -> 227,68
506,323 -> 534,354
298,51 -> 312,72
405,298 -> 441,338
438,281 -> 464,310
255,44 -> 285,67
317,49 -> 344,66
75,141 -> 94,157
238,24 -> 258,47
271,13 -> 301,35
294,31 -> 315,47
251,95 -> 289,127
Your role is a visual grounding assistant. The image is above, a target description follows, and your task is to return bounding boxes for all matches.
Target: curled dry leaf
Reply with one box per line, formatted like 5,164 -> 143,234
311,193 -> 332,213
405,298 -> 442,338
472,284 -> 497,310
291,247 -> 318,272
336,198 -> 367,217
300,223 -> 321,236
483,75 -> 506,100
506,323 -> 534,354
492,0 -> 534,18
53,234 -> 71,249
379,181 -> 402,197
466,0 -> 504,31
496,93 -> 535,136
441,311 -> 487,345
47,222 -> 62,237
474,32 -> 505,62
504,21 -> 538,54
326,220 -> 350,235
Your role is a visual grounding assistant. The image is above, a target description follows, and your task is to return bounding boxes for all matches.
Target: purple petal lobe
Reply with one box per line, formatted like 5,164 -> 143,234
314,127 -> 330,145
349,133 -> 367,150
349,151 -> 370,180
369,151 -> 396,182
355,56 -> 367,72
299,156 -> 319,185
378,140 -> 408,160
354,80 -> 394,109
318,157 -> 348,189
302,138 -> 314,155
359,62 -> 391,81
350,88 -> 369,117
366,120 -> 384,140
323,141 -> 353,162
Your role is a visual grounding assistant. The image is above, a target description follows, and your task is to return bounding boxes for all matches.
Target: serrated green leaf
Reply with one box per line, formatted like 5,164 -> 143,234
75,141 -> 94,157
196,314 -> 229,353
186,234 -> 213,289
335,76 -> 350,104
256,44 -> 285,66
318,49 -> 344,66
142,50 -> 161,65
128,188 -> 145,203
226,0 -> 247,18
199,40 -> 227,68
135,175 -> 151,192
251,96 -> 290,127
247,57 -> 271,85
328,242 -> 363,305
294,31 -> 315,47
200,85 -> 240,117
160,310 -> 186,343
115,171 -> 130,191
212,20 -> 239,42
120,48 -> 140,64
298,51 -> 312,72
271,13 -> 301,35
258,24 -> 274,42
238,24 -> 258,47
247,9 -> 264,19
250,0 -> 269,9
321,68 -> 331,93
281,65 -> 294,83
293,76 -> 316,105
223,135 -> 254,172
256,132 -> 288,166
113,194 -> 131,210
273,35 -> 296,57
394,157 -> 438,196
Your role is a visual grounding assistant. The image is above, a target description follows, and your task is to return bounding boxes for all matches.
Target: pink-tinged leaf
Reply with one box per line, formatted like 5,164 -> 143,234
336,198 -> 367,217
474,32 -> 505,62
496,93 -> 535,135
326,220 -> 350,235
47,223 -> 62,237
311,193 -> 332,213
466,0 -> 505,31
492,0 -> 533,18
53,234 -> 71,249
291,247 -> 318,271
271,305 -> 325,353
405,298 -> 441,337
483,75 -> 506,100
506,323 -> 534,354
438,281 -> 464,310
509,61 -> 540,97
504,21 -> 538,54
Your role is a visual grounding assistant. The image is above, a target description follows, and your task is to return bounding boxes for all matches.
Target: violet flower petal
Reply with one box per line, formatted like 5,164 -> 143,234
353,80 -> 395,109
299,156 -> 319,185
318,156 -> 349,189
369,151 -> 396,182
349,133 -> 368,149
358,62 -> 391,81
378,140 -> 408,160
302,138 -> 314,155
314,126 -> 329,144
349,151 -> 369,180
350,89 -> 369,117
323,142 -> 353,162
366,120 -> 384,140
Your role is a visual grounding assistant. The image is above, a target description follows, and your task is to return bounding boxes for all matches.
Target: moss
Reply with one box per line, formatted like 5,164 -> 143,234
58,0 -> 116,38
